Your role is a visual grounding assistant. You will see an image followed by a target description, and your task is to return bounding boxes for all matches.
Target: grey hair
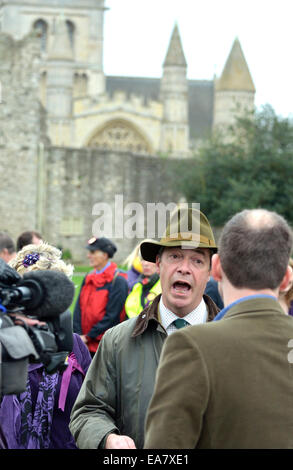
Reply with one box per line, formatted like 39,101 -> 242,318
9,242 -> 74,278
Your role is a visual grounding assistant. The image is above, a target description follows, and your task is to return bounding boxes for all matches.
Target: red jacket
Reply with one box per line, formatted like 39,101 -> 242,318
73,262 -> 128,353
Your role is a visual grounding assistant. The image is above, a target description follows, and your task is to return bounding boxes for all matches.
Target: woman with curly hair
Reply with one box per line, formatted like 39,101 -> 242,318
0,242 -> 92,449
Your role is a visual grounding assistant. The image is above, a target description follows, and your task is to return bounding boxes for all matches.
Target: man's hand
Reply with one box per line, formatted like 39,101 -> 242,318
105,433 -> 136,449
80,334 -> 88,344
10,313 -> 46,327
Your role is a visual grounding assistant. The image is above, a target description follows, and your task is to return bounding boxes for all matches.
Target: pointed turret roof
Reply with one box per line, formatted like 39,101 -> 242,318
163,23 -> 187,67
216,38 -> 255,92
48,16 -> 73,61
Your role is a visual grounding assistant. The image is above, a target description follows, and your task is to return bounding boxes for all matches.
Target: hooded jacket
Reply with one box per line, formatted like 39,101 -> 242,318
73,262 -> 128,353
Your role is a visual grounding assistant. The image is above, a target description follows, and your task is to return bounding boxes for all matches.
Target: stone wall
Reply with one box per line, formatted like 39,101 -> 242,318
43,147 -> 181,264
0,31 -> 47,239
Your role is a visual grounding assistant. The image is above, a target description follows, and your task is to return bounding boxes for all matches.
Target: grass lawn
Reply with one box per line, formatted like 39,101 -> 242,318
70,274 -> 84,313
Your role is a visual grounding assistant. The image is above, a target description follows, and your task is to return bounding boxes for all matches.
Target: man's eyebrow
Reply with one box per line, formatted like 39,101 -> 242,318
192,249 -> 206,256
168,248 -> 206,256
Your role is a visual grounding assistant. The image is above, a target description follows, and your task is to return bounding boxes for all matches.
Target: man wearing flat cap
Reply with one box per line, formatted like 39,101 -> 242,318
73,237 -> 128,356
70,207 -> 220,448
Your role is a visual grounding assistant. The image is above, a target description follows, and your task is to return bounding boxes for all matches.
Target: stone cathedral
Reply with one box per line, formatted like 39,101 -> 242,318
0,0 -> 255,262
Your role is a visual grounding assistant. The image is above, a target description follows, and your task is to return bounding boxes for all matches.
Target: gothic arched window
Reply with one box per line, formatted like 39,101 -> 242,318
73,73 -> 88,97
33,19 -> 48,52
87,120 -> 152,155
66,20 -> 75,50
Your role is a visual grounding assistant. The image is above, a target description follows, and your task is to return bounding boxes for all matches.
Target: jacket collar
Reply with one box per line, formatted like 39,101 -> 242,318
131,293 -> 220,338
222,296 -> 284,320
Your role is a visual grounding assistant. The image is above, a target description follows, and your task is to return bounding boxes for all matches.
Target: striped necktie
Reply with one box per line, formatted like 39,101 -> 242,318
173,318 -> 189,329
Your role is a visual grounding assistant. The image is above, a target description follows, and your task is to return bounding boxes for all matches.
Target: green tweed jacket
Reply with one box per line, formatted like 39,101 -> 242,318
144,297 -> 293,449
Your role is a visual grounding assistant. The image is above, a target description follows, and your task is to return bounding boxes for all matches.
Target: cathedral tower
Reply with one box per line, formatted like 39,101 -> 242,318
0,0 -> 106,97
213,38 -> 255,130
46,16 -> 74,146
160,24 -> 189,157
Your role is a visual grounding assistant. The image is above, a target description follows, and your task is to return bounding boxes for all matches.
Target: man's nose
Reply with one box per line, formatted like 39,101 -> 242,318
177,256 -> 191,274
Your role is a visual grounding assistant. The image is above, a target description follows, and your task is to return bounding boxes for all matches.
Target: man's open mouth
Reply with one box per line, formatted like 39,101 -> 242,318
172,281 -> 191,292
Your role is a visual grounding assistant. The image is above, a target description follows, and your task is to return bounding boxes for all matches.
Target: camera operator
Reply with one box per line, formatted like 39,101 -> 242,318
0,243 -> 91,449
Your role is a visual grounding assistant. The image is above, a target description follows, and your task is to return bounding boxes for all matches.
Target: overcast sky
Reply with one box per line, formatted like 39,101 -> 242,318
103,0 -> 293,118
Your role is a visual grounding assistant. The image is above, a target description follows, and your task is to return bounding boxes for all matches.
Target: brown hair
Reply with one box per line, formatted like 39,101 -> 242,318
0,232 -> 15,254
17,230 -> 42,251
219,209 -> 293,290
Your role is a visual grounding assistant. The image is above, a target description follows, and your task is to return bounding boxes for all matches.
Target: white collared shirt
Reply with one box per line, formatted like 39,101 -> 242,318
159,296 -> 208,335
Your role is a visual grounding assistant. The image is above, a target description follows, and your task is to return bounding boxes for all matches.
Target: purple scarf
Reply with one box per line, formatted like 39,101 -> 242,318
19,368 -> 59,449
0,352 -> 85,449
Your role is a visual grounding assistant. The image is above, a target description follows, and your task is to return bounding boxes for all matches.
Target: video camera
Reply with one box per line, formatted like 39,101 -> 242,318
0,259 -> 75,397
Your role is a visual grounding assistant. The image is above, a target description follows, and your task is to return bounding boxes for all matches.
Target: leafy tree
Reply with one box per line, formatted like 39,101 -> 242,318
177,105 -> 293,226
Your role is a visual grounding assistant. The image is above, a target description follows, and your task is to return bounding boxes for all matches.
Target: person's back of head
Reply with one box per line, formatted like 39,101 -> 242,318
17,231 -> 43,251
0,231 -> 16,262
219,208 -> 293,290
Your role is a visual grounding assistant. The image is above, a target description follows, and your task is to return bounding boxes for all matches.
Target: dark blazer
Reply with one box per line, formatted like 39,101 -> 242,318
144,297 -> 293,449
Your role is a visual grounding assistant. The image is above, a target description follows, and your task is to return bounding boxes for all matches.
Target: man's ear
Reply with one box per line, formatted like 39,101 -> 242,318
211,253 -> 222,282
279,265 -> 293,293
155,255 -> 161,275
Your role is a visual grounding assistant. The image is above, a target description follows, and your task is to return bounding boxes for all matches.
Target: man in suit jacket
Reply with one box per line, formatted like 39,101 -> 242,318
144,208 -> 293,449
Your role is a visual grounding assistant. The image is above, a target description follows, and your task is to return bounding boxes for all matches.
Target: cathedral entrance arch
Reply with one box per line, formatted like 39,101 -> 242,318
87,119 -> 153,154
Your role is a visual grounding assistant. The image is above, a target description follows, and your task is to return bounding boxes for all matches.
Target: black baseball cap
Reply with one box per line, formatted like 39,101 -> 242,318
86,237 -> 117,258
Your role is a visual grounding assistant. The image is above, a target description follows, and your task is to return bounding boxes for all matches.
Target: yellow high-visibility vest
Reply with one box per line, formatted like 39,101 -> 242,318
125,279 -> 161,318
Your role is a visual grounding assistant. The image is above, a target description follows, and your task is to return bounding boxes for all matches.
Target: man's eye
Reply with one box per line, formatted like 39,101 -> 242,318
169,253 -> 179,260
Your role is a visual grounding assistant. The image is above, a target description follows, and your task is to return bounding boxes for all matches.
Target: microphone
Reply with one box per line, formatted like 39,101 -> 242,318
12,270 -> 75,319
0,258 -> 21,285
